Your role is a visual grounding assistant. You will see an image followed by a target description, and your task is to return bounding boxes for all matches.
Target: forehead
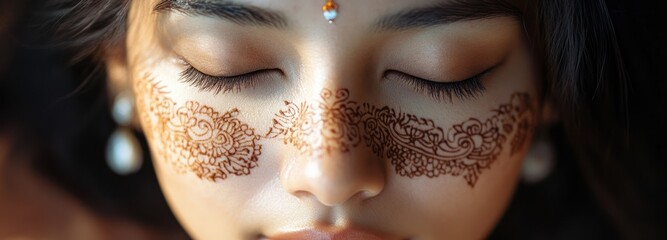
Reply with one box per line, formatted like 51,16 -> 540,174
207,0 -> 455,12
151,0 -> 525,29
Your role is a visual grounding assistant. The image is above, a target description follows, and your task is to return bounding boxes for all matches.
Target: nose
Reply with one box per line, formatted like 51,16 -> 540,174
276,89 -> 387,206
282,147 -> 386,206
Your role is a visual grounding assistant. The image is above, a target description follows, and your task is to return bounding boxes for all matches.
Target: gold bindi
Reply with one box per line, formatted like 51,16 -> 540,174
322,0 -> 338,24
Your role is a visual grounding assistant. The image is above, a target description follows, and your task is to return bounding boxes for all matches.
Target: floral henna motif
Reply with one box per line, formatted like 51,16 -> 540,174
267,89 -> 534,187
266,89 -> 363,154
135,77 -> 262,181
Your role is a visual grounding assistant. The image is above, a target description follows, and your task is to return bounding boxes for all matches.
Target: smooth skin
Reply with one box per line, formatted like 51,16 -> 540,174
107,0 -> 539,239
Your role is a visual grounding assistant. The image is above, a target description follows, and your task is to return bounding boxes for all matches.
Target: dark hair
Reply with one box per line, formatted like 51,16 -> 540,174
3,0 -> 665,238
1,0 -> 184,235
496,0 -> 666,238
537,0 -> 664,238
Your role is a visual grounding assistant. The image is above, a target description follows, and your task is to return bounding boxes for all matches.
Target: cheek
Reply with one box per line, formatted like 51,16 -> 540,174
134,76 -> 268,238
135,76 -> 262,180
385,94 -> 533,238
394,151 -> 525,239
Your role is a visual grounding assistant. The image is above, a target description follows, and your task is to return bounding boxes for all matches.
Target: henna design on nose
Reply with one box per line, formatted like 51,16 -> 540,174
266,89 -> 362,154
136,78 -> 262,181
266,89 -> 534,187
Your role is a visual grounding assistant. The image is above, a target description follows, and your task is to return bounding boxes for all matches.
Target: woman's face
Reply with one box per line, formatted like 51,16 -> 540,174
125,0 -> 538,239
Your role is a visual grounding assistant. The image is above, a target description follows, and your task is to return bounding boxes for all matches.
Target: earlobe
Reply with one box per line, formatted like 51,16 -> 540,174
104,47 -> 144,131
521,99 -> 558,184
539,98 -> 559,126
104,48 -> 131,96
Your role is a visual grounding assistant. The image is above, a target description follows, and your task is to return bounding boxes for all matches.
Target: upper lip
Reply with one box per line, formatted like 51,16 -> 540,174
267,226 -> 391,240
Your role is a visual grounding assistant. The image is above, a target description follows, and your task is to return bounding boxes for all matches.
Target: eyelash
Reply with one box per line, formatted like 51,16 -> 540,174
179,65 -> 278,94
384,69 -> 489,102
180,63 -> 490,101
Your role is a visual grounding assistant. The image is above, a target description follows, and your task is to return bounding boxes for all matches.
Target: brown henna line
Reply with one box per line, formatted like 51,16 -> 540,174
136,75 -> 533,187
135,77 -> 262,181
266,88 -> 535,187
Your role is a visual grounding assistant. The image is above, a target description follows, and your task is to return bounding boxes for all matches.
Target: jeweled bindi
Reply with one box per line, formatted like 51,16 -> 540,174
322,0 -> 338,24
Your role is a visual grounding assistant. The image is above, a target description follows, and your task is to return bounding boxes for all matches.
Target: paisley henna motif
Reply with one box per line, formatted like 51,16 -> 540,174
267,89 -> 534,187
135,77 -> 262,181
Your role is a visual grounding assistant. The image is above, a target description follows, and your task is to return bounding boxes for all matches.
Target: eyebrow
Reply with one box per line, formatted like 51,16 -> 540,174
373,0 -> 521,31
154,0 -> 288,28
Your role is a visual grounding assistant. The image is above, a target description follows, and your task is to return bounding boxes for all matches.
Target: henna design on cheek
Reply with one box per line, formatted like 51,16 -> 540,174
266,89 -> 534,187
135,78 -> 262,181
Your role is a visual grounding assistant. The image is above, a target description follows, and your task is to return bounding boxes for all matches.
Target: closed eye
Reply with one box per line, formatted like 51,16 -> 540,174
179,65 -> 282,94
383,68 -> 493,102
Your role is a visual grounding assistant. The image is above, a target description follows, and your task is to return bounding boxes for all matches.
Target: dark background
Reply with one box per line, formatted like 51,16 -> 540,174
1,0 -> 665,239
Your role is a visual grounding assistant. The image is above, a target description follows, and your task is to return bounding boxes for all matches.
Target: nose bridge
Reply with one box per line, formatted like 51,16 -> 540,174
296,29 -> 374,95
270,35 -> 384,206
289,39 -> 367,155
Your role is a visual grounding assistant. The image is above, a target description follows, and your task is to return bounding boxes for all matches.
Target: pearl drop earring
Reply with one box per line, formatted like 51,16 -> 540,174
521,133 -> 555,184
106,91 -> 143,175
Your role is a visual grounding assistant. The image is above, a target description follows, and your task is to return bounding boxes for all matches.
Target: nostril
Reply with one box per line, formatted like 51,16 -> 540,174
289,190 -> 316,201
359,188 -> 382,200
314,183 -> 384,206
